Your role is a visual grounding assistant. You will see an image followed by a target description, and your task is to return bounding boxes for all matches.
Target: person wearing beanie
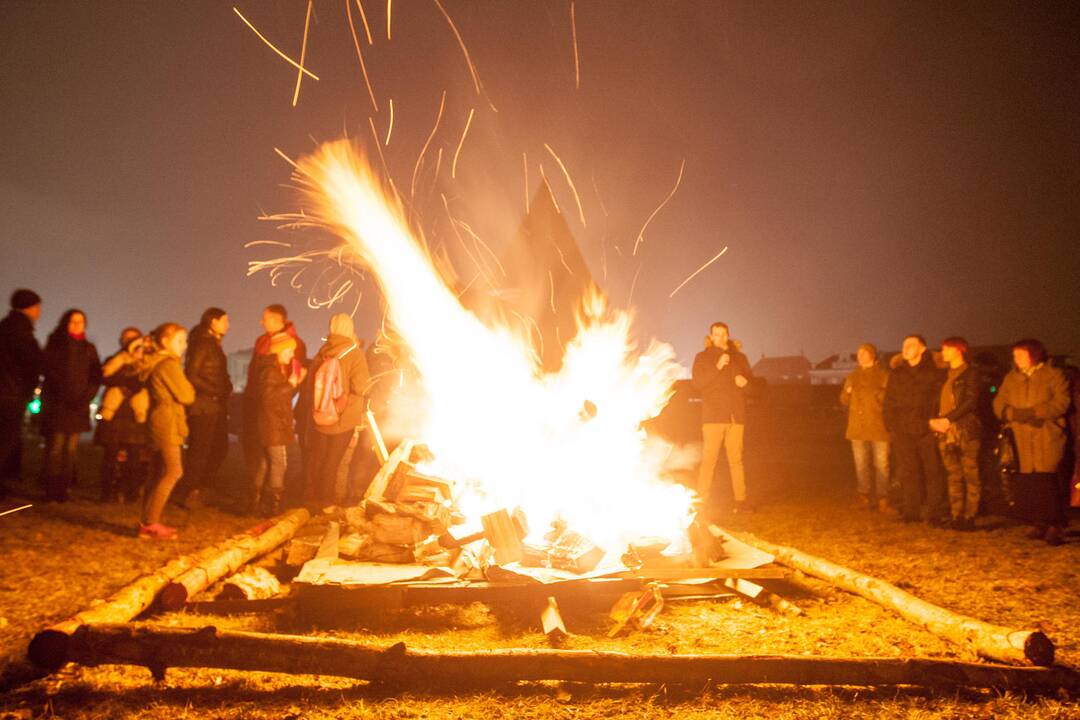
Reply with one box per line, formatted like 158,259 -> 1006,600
840,343 -> 892,513
39,309 -> 102,502
0,289 -> 45,498
248,333 -> 302,514
300,313 -> 369,505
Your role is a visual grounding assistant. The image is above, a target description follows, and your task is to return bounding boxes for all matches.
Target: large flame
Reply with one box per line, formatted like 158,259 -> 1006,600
293,140 -> 694,555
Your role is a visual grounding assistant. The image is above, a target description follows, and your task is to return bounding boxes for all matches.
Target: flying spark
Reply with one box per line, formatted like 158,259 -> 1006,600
543,143 -> 587,228
345,0 -> 379,111
384,98 -> 394,145
291,1 -> 314,107
633,159 -> 685,256
233,7 -> 319,81
451,108 -> 475,179
411,91 -> 446,197
668,246 -> 729,298
432,0 -> 482,95
570,1 -> 580,89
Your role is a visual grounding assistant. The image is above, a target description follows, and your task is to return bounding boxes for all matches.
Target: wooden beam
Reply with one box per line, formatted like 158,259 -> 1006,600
738,533 -> 1054,666
27,513 -> 307,672
66,624 -> 1080,692
157,509 -> 310,611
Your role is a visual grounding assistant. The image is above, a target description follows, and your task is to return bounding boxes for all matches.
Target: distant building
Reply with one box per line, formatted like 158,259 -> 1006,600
752,355 -> 812,385
227,348 -> 253,392
809,353 -> 858,385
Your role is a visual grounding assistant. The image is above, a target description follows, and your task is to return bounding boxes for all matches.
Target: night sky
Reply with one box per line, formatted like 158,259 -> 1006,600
2,1 -> 1078,368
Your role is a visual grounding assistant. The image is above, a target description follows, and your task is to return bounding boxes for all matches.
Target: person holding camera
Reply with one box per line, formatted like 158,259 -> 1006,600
691,321 -> 753,513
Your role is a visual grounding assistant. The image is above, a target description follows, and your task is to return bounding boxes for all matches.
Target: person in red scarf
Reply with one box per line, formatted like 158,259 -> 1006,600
240,304 -> 307,510
40,309 -> 102,501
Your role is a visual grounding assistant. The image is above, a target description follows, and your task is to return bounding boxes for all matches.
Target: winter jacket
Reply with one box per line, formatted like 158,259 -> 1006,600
840,364 -> 890,442
185,324 -> 233,417
691,343 -> 753,424
243,322 -> 308,400
252,353 -> 298,447
935,364 -> 983,442
145,352 -> 196,449
94,349 -> 150,447
993,363 -> 1070,473
0,310 -> 44,404
304,334 -> 369,436
40,334 -> 102,435
883,352 -> 944,437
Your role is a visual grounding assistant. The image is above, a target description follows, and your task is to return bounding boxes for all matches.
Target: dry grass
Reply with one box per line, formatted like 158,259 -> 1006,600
1,438 -> 1079,718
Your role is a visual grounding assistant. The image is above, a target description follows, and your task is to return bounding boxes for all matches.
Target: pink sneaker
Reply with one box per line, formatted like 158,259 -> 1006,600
138,523 -> 178,540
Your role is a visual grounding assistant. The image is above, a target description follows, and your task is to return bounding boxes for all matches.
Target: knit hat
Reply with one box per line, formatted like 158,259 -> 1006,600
328,313 -> 355,339
10,288 -> 41,311
269,333 -> 297,355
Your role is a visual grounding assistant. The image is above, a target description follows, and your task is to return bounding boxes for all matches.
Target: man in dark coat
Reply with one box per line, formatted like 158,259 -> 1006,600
0,289 -> 44,497
176,308 -> 233,507
691,321 -> 753,512
883,334 -> 946,524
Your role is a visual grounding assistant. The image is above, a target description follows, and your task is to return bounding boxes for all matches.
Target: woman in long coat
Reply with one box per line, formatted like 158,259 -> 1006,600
40,309 -> 102,501
993,338 -> 1071,545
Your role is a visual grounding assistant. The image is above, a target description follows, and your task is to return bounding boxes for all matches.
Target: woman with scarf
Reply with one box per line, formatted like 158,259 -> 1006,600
40,309 -> 102,501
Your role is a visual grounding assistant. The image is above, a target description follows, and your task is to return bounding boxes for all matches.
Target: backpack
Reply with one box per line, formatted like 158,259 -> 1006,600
311,343 -> 357,427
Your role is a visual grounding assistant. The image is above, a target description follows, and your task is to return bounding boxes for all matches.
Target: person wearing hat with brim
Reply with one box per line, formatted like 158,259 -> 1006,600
0,289 -> 45,498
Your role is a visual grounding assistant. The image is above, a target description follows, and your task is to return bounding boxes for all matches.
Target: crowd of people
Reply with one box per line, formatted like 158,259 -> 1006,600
692,322 -> 1077,547
2,291 -> 1076,545
0,289 -> 377,540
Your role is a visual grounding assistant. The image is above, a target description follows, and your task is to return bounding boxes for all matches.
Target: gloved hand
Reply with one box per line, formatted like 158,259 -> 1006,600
1012,406 -> 1036,423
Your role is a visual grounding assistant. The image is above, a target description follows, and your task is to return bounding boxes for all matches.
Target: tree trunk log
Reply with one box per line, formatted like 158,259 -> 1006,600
158,508 -> 310,611
738,533 -> 1054,666
66,623 -> 1080,692
28,509 -> 309,671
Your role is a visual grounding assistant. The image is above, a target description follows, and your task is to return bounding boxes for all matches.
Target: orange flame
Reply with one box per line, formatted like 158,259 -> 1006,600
292,140 -> 694,556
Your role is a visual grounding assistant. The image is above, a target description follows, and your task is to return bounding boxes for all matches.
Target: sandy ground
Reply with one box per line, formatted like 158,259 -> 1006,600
1,437 -> 1078,718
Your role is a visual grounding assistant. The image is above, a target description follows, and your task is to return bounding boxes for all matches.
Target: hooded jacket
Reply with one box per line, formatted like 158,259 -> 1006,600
691,342 -> 753,424
144,351 -> 196,449
303,333 -> 369,436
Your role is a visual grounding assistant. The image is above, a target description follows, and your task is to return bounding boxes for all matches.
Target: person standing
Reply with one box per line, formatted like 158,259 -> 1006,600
840,343 -> 891,511
883,334 -> 946,525
0,289 -> 44,498
40,309 -> 102,502
303,313 -> 369,506
691,321 -> 753,513
242,304 -> 307,502
94,327 -> 151,503
250,334 -> 303,514
140,323 -> 195,539
177,307 -> 233,508
993,338 -> 1071,546
929,337 -> 983,531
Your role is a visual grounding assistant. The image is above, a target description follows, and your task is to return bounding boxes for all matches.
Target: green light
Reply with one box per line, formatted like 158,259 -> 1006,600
27,398 -> 41,415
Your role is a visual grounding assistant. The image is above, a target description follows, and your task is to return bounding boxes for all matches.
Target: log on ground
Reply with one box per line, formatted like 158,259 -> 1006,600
158,508 -> 310,611
738,533 -> 1054,666
66,623 -> 1080,692
27,513 -> 304,672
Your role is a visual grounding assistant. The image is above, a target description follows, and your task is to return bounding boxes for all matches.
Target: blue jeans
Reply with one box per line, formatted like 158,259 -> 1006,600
851,440 -> 889,497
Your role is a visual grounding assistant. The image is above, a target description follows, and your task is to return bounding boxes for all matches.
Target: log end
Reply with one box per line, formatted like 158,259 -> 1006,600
27,629 -> 71,672
158,583 -> 189,612
1024,631 -> 1055,667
